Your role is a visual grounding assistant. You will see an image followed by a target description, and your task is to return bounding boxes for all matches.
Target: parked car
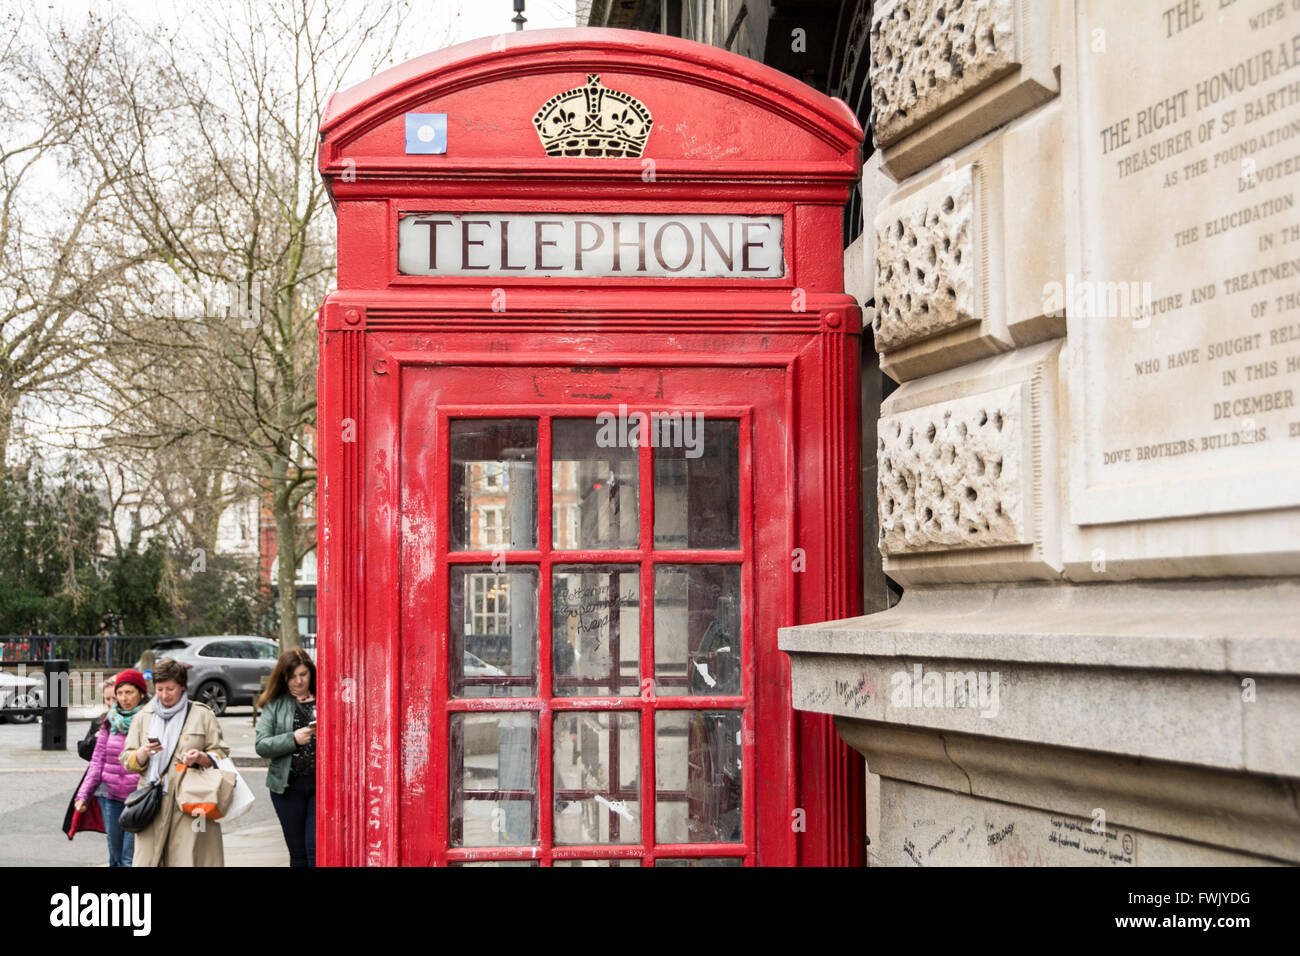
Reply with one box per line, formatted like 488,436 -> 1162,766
464,651 -> 505,679
133,636 -> 280,716
0,671 -> 43,724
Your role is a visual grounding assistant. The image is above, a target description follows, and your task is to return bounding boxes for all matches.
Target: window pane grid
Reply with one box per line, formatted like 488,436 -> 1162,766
442,843 -> 752,866
445,549 -> 744,563
444,697 -> 747,714
439,410 -> 754,865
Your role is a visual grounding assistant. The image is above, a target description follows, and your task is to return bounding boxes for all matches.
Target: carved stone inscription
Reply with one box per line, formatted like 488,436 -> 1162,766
878,384 -> 1029,553
1073,0 -> 1300,523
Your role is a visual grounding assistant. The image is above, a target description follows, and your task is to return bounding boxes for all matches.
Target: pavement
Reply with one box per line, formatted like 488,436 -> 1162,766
0,705 -> 290,866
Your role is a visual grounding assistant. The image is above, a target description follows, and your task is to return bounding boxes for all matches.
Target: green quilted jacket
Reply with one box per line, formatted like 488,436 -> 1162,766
254,693 -> 308,794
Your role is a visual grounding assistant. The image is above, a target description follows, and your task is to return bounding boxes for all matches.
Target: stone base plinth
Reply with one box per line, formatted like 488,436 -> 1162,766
780,581 -> 1300,866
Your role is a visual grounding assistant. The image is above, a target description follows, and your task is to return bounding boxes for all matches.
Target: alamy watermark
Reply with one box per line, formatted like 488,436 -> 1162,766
595,403 -> 704,458
891,664 -> 1000,719
136,274 -> 263,326
0,664 -> 110,709
1042,273 -> 1155,327
50,886 -> 151,935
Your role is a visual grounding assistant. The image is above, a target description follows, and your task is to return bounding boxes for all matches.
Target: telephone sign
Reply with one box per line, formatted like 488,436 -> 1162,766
396,213 -> 784,278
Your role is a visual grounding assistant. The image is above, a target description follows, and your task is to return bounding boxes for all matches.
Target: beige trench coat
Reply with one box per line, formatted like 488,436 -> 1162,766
120,699 -> 230,867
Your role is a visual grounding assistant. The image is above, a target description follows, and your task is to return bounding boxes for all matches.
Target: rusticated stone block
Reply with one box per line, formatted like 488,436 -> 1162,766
869,0 -> 1019,146
878,383 -> 1028,554
872,163 -> 979,351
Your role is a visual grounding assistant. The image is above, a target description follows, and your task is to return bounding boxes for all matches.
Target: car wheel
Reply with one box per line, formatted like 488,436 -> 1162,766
8,692 -> 40,724
194,681 -> 228,716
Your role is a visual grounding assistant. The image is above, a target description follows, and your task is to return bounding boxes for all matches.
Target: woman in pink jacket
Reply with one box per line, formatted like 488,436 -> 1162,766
74,669 -> 148,867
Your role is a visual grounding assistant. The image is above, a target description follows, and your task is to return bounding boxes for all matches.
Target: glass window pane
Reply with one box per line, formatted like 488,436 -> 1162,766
655,857 -> 743,867
553,711 -> 640,845
553,859 -> 641,867
450,861 -> 539,867
552,566 -> 640,698
451,419 -> 537,551
451,566 -> 538,697
654,419 -> 739,550
450,712 -> 538,847
653,564 -> 742,696
552,418 -> 639,550
655,710 -> 743,845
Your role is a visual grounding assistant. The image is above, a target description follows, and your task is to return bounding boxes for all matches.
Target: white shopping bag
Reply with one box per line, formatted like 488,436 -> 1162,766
214,756 -> 256,823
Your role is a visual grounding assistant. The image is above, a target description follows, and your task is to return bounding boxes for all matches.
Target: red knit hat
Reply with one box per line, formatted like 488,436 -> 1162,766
114,669 -> 148,694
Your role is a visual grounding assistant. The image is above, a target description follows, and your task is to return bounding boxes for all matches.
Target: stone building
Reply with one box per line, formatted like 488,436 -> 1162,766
592,0 -> 1300,865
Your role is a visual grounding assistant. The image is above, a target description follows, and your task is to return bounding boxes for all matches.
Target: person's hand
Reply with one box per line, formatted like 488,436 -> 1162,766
182,748 -> 211,768
135,741 -> 161,764
293,725 -> 315,745
75,800 -> 88,813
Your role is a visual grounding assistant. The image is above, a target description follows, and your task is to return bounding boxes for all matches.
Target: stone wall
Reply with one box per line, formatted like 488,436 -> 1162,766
784,0 -> 1300,866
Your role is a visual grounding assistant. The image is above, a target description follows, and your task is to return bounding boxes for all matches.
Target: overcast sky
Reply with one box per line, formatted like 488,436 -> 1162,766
36,0 -> 580,51
445,0 -> 580,42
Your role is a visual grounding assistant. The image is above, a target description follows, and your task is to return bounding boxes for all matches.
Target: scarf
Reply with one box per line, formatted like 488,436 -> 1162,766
107,701 -> 143,735
146,693 -> 190,791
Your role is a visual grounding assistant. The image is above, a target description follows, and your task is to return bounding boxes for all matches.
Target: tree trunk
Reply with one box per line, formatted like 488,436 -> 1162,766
0,392 -> 14,469
272,458 -> 301,650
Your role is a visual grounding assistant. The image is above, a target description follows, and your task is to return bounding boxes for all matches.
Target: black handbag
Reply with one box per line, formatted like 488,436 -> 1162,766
119,702 -> 192,834
118,780 -> 164,833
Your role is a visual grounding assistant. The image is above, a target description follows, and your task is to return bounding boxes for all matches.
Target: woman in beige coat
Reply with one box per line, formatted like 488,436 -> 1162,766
120,658 -> 230,867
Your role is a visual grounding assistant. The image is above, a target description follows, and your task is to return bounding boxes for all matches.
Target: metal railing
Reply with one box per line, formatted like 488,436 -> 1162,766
1,634 -> 314,669
0,636 -> 161,670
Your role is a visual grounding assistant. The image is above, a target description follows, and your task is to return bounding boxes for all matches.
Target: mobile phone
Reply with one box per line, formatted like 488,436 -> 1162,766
148,737 -> 160,745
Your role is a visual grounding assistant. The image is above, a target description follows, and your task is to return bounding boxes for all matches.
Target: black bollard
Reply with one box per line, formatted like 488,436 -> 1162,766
40,659 -> 69,751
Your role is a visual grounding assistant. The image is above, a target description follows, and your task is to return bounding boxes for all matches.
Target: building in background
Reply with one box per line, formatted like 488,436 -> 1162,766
208,492 -> 317,643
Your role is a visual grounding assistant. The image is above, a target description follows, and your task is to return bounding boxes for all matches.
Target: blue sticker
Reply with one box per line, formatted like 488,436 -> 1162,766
143,670 -> 152,680
405,113 -> 447,154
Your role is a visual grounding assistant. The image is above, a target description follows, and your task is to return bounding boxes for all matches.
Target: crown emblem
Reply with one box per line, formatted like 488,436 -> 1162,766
532,74 -> 652,158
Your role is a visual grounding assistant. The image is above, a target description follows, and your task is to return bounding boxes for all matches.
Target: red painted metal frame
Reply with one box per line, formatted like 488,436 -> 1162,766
406,372 -> 771,865
317,28 -> 864,867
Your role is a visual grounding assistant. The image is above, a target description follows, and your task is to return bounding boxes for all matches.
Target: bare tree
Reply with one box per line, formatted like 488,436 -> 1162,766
81,0 -> 435,647
0,13 -> 145,462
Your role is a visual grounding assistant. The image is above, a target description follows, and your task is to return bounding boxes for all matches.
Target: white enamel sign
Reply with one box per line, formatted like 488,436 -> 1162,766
397,212 -> 785,278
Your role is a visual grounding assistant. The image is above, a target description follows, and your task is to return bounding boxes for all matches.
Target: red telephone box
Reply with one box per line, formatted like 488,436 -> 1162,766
317,28 -> 864,866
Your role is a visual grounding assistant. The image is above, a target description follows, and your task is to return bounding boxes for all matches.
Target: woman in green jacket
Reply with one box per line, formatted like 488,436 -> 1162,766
255,648 -> 316,866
